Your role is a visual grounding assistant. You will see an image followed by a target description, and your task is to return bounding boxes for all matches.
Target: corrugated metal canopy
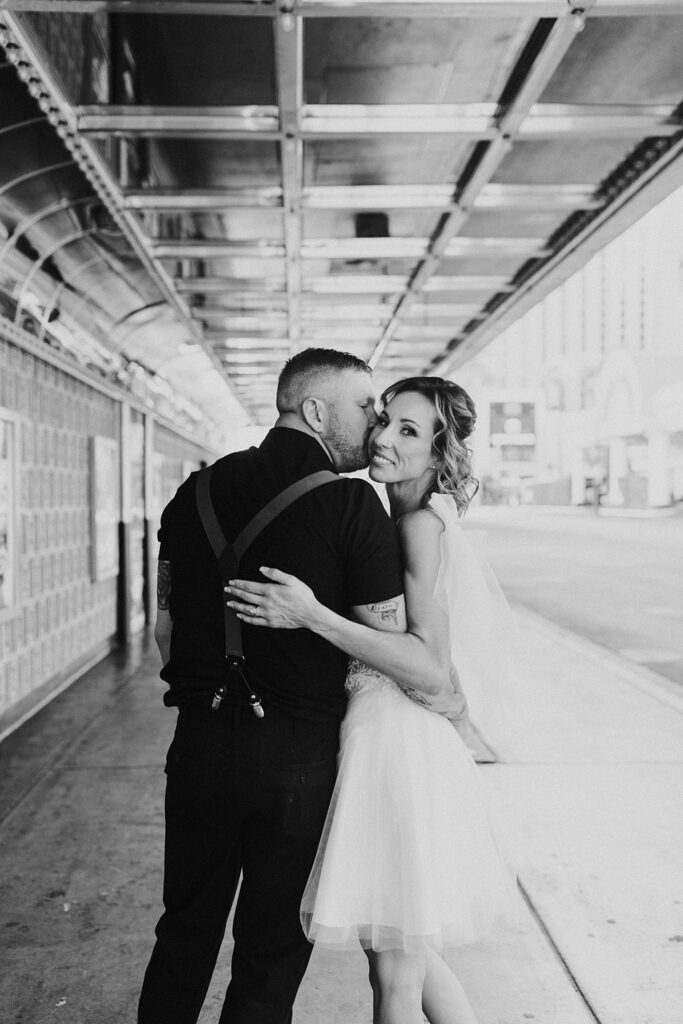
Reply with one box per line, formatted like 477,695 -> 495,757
1,1 -> 682,425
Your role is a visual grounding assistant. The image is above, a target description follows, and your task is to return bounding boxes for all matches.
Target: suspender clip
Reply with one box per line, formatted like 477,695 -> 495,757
211,685 -> 226,711
228,656 -> 266,720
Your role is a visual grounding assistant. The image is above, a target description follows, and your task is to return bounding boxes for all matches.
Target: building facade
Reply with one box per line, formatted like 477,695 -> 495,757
0,317 -> 215,737
456,185 -> 683,510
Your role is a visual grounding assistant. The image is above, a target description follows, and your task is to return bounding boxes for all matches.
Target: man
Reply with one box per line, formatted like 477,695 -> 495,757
138,348 -> 406,1024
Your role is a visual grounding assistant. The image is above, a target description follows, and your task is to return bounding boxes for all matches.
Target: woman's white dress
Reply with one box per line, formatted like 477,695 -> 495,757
300,493 -> 518,953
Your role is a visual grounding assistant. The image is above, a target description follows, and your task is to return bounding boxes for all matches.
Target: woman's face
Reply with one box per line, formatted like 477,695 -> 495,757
368,390 -> 437,485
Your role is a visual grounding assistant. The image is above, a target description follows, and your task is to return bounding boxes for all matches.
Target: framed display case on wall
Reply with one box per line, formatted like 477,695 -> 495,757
90,435 -> 120,583
0,410 -> 17,613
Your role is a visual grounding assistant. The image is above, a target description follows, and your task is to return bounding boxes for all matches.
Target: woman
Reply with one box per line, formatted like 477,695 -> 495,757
226,377 -> 517,1024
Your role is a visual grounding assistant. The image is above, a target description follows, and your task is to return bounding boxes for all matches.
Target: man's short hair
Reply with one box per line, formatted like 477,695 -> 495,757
276,348 -> 371,414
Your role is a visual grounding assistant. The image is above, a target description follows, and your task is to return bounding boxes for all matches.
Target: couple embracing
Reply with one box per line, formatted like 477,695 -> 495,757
138,348 -> 516,1024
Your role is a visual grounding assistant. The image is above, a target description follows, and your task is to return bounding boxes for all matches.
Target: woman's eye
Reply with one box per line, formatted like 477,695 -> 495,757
401,427 -> 416,436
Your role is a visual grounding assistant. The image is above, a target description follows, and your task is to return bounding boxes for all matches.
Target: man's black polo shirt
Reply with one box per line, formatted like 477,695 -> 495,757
158,427 -> 403,722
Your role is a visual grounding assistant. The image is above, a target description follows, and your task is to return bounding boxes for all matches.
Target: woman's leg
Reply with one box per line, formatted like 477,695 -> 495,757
421,947 -> 479,1024
366,948 -> 427,1024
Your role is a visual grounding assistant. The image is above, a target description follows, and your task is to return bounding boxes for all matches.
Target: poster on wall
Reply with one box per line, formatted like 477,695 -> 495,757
90,436 -> 120,582
0,417 -> 14,610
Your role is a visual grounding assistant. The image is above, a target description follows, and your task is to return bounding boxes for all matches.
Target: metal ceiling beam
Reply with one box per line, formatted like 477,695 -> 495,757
301,293 -> 393,306
175,276 -> 286,293
193,307 -> 286,319
302,237 -> 427,259
303,183 -> 601,211
206,337 -> 292,354
474,183 -> 601,210
274,6 -> 303,347
78,102 -> 680,143
0,2 -> 276,12
0,11 -> 252,421
189,294 -> 288,309
302,305 -> 392,321
129,181 -> 599,216
520,103 -> 682,138
304,185 -> 455,210
78,105 -> 280,138
157,237 -> 548,261
367,3 -> 597,369
298,0 -> 683,14
301,104 -> 497,138
304,275 -> 407,294
302,102 -> 681,138
300,237 -> 551,259
124,188 -> 284,211
406,303 -> 483,318
218,351 -> 290,363
1,0 -> 681,13
425,275 -> 515,292
152,240 -> 286,259
445,237 -> 551,255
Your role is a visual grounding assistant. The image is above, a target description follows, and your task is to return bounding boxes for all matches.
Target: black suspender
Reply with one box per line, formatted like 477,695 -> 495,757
195,465 -> 340,717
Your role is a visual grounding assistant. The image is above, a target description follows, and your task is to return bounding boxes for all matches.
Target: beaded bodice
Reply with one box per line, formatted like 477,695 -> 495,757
345,658 -> 398,697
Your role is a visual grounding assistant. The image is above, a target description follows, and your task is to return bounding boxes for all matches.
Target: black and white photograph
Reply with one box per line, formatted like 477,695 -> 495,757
0,4 -> 682,1024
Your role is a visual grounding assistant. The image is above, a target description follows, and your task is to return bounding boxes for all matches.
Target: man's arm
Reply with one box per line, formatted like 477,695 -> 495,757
154,559 -> 173,666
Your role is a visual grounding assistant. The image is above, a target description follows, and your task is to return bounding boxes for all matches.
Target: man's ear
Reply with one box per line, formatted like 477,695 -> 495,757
301,396 -> 327,434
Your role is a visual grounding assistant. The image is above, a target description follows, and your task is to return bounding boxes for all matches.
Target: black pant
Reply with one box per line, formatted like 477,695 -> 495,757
138,702 -> 339,1024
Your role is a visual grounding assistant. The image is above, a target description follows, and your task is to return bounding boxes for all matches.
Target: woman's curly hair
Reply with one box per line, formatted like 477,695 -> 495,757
381,376 -> 478,515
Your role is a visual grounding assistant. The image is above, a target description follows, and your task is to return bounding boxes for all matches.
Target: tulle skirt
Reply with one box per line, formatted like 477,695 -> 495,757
300,669 -> 517,953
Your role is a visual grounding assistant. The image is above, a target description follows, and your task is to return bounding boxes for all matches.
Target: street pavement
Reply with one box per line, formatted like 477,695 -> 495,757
466,505 -> 683,685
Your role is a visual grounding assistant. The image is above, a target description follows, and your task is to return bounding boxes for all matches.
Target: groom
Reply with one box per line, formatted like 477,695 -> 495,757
138,348 -> 406,1024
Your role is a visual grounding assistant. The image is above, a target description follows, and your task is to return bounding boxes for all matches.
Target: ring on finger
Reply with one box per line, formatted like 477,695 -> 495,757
248,604 -> 258,616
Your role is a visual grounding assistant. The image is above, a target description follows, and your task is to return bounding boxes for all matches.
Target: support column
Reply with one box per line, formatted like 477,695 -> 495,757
647,428 -> 671,507
570,444 -> 586,505
116,403 -> 131,646
607,438 -> 627,506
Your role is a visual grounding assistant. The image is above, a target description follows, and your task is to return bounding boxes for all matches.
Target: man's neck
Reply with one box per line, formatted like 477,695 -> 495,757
274,414 -> 334,464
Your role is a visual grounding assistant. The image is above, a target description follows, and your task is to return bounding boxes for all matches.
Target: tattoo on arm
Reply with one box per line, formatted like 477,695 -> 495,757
449,664 -> 469,718
400,686 -> 432,710
367,600 -> 399,625
157,560 -> 171,610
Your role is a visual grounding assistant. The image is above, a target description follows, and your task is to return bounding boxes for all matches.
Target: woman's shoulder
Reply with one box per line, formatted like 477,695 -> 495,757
397,507 -> 444,580
397,506 -> 445,544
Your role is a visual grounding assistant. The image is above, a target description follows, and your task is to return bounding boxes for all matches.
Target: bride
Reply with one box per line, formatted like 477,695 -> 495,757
226,376 -> 517,1024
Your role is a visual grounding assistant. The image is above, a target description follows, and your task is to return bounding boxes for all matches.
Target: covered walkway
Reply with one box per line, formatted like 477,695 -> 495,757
1,7 -> 682,1023
2,607 -> 681,1024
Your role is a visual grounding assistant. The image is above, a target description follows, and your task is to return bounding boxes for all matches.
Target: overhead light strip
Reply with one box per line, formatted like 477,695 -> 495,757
275,7 -> 303,348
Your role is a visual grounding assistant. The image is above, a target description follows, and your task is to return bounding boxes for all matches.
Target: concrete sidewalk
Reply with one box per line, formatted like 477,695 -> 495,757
1,613 -> 681,1024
